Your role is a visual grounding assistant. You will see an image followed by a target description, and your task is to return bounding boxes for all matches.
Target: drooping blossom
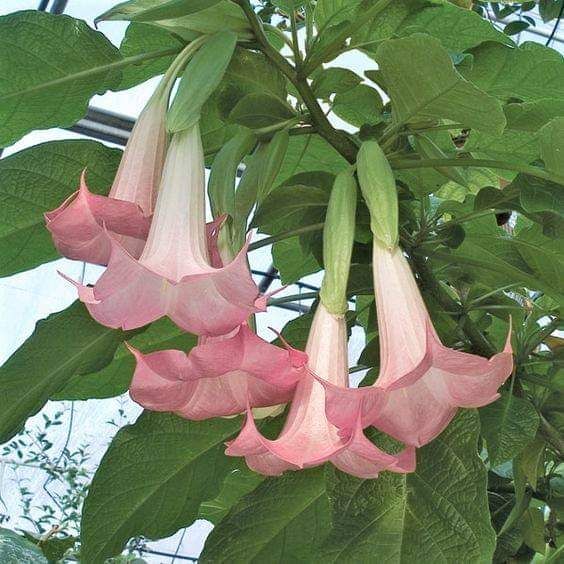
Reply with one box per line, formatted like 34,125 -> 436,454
45,78 -> 170,264
321,241 -> 513,448
226,303 -> 416,478
61,126 -> 268,336
126,323 -> 307,420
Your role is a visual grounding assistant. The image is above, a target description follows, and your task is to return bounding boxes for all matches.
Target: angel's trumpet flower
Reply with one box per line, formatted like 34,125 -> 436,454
322,140 -> 513,448
226,302 -> 415,479
62,126 -> 268,336
127,323 -> 307,420
224,171 -> 414,478
45,71 -> 171,264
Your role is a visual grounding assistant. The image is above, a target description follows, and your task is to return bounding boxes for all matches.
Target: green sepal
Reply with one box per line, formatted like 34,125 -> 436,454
320,169 -> 358,315
357,140 -> 399,248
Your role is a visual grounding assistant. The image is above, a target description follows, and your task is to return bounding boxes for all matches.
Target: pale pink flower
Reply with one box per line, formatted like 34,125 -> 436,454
45,88 -> 168,264
226,303 -> 416,478
322,241 -> 513,447
126,323 -> 307,419
61,126 -> 268,336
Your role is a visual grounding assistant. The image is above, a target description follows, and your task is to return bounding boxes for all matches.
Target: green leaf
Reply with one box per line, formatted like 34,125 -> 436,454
21,532 -> 76,563
321,410 -> 496,563
276,135 -> 348,184
200,467 -> 330,563
228,92 -> 296,129
0,302 -> 130,444
273,235 -> 323,284
0,528 -> 47,564
465,99 -> 564,167
462,42 -> 564,102
312,67 -> 362,99
81,412 -> 241,564
375,34 -> 505,134
199,465 -> 264,524
354,0 -> 512,54
117,23 -> 183,90
152,2 -> 253,44
480,393 -> 540,467
0,140 -> 121,278
540,117 -> 564,177
168,31 -> 237,132
254,172 -> 333,235
96,0 -> 221,23
332,84 -> 383,127
0,11 -> 123,147
53,318 -> 196,401
208,127 -> 256,218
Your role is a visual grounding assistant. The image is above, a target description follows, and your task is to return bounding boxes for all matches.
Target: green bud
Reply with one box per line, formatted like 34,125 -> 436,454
320,170 -> 358,315
357,140 -> 398,249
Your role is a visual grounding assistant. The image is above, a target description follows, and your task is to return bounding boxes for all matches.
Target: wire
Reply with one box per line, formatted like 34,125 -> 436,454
37,0 -> 49,10
546,0 -> 564,46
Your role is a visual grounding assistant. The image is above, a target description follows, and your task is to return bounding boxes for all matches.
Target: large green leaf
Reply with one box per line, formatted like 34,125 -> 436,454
273,235 -> 323,284
540,116 -> 564,177
0,140 -> 121,278
81,412 -> 242,564
117,22 -> 184,90
354,0 -> 512,54
200,467 -> 330,563
465,99 -> 564,166
0,11 -> 124,147
375,34 -> 505,134
321,410 -> 496,563
53,318 -> 196,401
168,31 -> 237,132
228,92 -> 296,130
462,42 -> 564,102
275,135 -> 348,184
198,464 -> 264,524
0,528 -> 47,564
97,0 -> 221,22
480,393 -> 540,467
0,302 -> 130,443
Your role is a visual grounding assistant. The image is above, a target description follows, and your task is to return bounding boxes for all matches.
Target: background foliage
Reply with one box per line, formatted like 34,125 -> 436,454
0,0 -> 563,562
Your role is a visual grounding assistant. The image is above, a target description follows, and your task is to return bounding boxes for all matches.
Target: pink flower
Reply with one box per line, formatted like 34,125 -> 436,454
126,323 -> 307,419
45,89 -> 168,264
61,126 -> 268,336
322,241 -> 513,447
226,303 -> 416,478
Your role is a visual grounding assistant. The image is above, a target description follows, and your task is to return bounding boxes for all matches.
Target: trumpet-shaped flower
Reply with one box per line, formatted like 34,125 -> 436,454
45,87 -> 168,264
226,303 -> 416,478
62,126 -> 267,336
322,241 -> 513,447
127,323 -> 307,419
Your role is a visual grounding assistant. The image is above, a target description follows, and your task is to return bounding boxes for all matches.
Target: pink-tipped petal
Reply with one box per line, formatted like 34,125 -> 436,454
127,344 -> 193,412
227,304 -> 417,478
127,324 -> 304,420
68,128 -> 262,336
45,173 -> 151,265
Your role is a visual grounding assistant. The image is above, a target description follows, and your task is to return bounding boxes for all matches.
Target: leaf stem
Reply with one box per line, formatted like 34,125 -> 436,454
391,157 -> 561,184
248,223 -> 324,252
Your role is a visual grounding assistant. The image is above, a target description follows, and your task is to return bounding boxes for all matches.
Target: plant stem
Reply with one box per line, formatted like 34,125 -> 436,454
249,223 -> 324,252
234,0 -> 358,163
391,157 -> 560,184
269,291 -> 319,306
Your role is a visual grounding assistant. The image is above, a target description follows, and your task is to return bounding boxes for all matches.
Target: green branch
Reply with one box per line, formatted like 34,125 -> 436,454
390,157 -> 561,184
234,0 -> 358,163
248,223 -> 324,252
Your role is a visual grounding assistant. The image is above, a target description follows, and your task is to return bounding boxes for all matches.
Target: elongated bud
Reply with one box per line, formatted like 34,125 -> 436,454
320,170 -> 357,315
357,140 -> 398,249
